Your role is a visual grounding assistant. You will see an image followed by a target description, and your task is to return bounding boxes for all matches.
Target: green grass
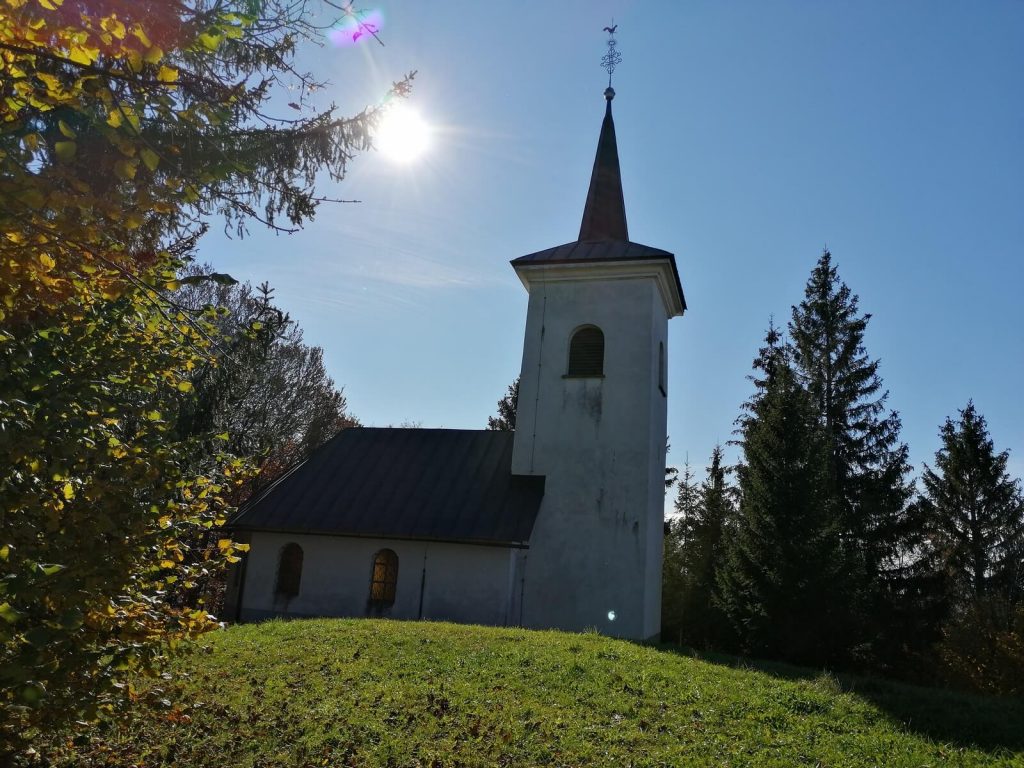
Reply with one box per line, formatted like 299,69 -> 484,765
45,619 -> 1024,767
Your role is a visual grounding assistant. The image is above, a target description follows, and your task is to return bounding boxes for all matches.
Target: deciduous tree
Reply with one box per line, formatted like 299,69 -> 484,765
0,0 -> 407,746
175,274 -> 358,495
169,274 -> 358,612
486,377 -> 519,431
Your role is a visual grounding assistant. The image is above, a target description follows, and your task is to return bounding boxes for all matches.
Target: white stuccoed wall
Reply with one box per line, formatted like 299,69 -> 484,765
512,266 -> 671,641
238,531 -> 526,626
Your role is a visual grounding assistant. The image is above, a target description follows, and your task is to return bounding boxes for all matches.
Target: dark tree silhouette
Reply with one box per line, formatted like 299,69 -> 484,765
718,327 -> 848,664
663,447 -> 735,649
920,402 -> 1023,606
662,458 -> 699,642
788,250 -> 915,655
486,378 -> 519,431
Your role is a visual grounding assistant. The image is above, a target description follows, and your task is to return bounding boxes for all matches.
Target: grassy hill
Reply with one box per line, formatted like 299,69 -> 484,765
44,619 -> 1023,767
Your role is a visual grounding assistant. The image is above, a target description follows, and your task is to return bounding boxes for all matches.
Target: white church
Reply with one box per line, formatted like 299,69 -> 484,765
226,84 -> 686,642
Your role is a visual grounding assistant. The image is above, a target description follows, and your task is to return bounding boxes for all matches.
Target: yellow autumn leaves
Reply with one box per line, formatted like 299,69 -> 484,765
0,0 -> 187,327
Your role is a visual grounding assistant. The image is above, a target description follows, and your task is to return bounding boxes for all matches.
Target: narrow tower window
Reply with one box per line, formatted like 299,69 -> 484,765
369,549 -> 399,605
276,543 -> 303,598
567,326 -> 604,377
659,341 -> 666,396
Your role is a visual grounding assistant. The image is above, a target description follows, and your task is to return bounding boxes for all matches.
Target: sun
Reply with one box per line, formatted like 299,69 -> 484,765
374,104 -> 432,164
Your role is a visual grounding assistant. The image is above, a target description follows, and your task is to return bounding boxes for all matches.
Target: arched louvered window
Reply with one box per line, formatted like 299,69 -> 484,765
369,549 -> 399,605
567,326 -> 604,377
276,543 -> 303,598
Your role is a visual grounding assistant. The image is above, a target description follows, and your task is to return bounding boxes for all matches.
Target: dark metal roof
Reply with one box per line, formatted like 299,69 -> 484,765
579,95 -> 628,242
513,239 -> 671,264
511,240 -> 688,313
230,428 -> 545,548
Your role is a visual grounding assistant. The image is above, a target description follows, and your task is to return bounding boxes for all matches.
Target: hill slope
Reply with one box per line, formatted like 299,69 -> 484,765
46,619 -> 1023,767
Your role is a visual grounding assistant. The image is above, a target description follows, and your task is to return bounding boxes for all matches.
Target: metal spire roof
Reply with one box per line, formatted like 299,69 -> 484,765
578,88 -> 629,242
510,28 -> 687,317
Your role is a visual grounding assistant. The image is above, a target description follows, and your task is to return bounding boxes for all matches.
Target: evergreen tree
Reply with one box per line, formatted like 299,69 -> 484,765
920,402 -> 1023,606
665,441 -> 679,490
662,458 -> 699,642
672,446 -> 735,649
921,403 -> 1024,693
788,250 -> 915,652
718,326 -> 849,664
487,377 -> 519,431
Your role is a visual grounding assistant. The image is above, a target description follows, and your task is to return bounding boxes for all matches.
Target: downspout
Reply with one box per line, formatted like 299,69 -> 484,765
417,546 -> 428,620
528,283 -> 547,473
518,552 -> 527,627
233,550 -> 249,623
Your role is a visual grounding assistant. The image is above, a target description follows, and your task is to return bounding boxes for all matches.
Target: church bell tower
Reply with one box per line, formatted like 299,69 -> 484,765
510,55 -> 687,640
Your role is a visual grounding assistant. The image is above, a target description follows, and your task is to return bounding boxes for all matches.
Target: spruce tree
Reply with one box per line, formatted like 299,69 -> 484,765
788,250 -> 915,650
674,446 -> 735,649
662,459 -> 699,643
718,326 -> 848,664
920,402 -> 1023,606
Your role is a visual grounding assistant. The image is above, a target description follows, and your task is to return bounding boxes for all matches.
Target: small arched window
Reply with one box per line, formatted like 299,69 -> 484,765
276,543 -> 303,598
567,326 -> 604,377
369,549 -> 399,605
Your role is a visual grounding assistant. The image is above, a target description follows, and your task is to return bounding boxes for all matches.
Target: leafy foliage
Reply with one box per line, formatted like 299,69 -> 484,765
0,0 -> 408,747
174,272 -> 359,497
936,599 -> 1024,696
486,376 -> 519,431
0,288 -> 248,733
167,273 -> 358,613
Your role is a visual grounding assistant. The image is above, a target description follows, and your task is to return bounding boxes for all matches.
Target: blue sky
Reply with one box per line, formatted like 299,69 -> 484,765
198,1 -> 1024,487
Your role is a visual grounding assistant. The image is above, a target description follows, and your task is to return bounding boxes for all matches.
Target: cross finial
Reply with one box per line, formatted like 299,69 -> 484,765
601,22 -> 621,96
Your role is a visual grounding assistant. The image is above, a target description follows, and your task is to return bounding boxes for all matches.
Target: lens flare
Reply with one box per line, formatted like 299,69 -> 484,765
374,104 -> 432,164
607,610 -> 616,622
329,9 -> 384,47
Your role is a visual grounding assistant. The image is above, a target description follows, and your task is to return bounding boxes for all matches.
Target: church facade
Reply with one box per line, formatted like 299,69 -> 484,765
226,86 -> 686,641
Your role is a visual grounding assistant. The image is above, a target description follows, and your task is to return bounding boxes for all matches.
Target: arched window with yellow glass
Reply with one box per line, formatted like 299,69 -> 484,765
369,548 -> 399,605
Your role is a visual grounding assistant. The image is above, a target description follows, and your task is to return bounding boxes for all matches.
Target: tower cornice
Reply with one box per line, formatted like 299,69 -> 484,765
512,257 -> 686,319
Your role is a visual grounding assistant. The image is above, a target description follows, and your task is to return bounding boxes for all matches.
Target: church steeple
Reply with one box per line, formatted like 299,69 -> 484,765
508,23 -> 686,642
578,88 -> 629,242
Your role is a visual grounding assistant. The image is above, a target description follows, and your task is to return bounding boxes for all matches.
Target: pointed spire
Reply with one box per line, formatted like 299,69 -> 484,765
579,88 -> 628,242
